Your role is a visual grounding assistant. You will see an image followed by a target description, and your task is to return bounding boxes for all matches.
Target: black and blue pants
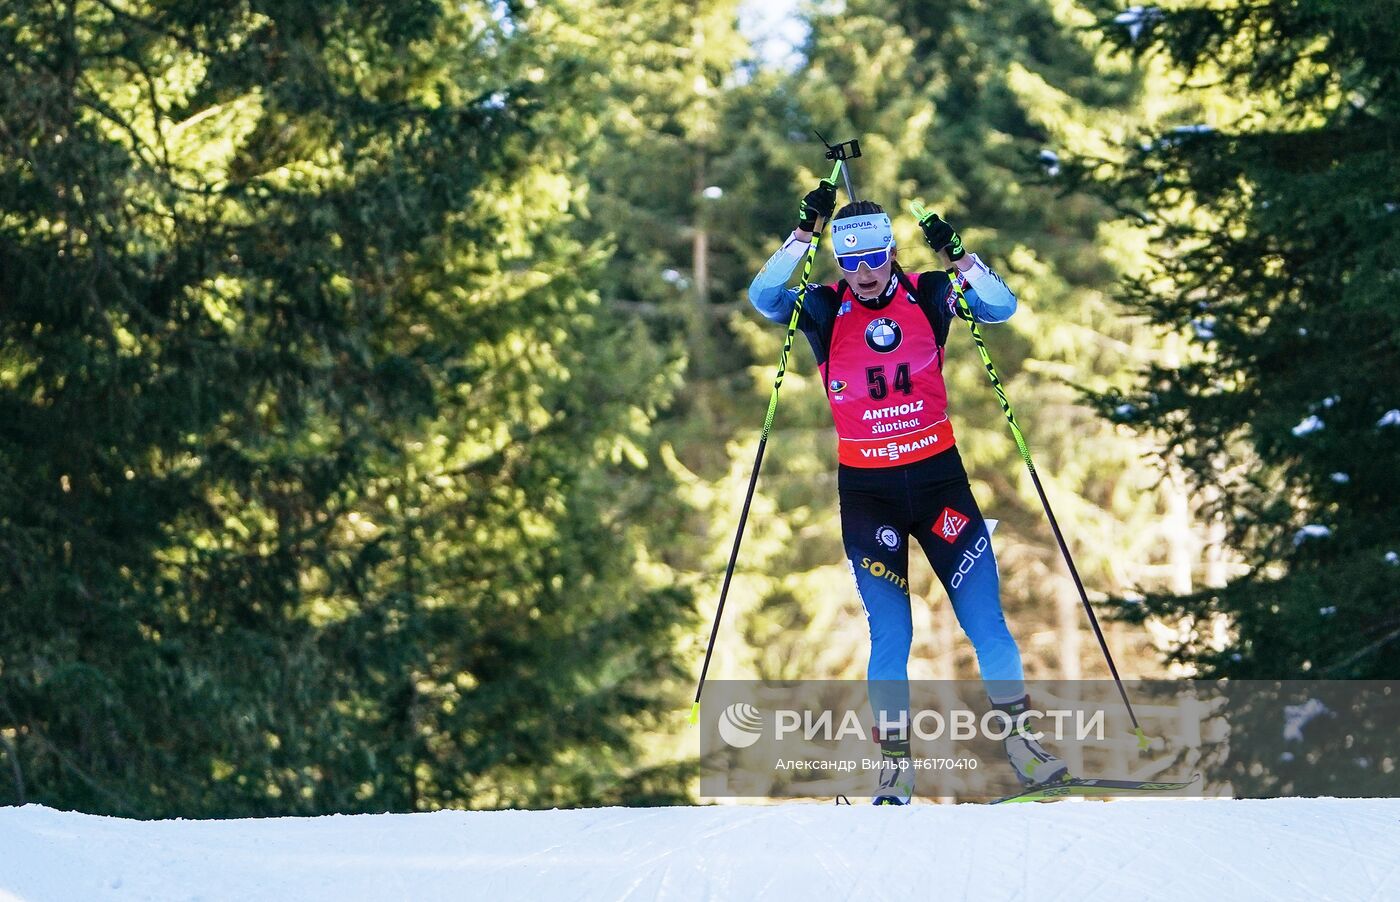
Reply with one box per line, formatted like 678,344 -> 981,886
839,447 -> 1025,733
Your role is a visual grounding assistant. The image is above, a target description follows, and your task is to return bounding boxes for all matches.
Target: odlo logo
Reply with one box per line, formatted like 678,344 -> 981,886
718,702 -> 763,748
949,536 -> 989,589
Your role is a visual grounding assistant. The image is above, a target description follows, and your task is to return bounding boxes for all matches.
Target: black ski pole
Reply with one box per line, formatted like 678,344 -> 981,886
815,131 -> 861,201
909,202 -> 1150,750
689,158 -> 846,725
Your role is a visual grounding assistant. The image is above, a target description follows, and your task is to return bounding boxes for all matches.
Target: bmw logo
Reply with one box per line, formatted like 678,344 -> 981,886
865,318 -> 902,352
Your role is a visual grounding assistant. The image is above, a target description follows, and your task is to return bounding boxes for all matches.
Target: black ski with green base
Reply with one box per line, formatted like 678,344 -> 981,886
992,774 -> 1203,804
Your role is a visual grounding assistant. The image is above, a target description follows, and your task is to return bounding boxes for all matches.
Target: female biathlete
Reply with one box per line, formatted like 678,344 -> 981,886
746,180 -> 1067,804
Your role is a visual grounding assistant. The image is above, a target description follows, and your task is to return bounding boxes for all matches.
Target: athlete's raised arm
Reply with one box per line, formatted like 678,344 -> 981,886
918,211 -> 1018,324
747,180 -> 836,323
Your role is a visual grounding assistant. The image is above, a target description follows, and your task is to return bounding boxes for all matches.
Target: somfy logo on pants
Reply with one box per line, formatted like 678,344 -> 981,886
718,703 -> 763,748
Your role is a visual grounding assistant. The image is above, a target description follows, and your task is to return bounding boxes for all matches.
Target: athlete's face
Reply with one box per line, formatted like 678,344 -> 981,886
851,247 -> 896,299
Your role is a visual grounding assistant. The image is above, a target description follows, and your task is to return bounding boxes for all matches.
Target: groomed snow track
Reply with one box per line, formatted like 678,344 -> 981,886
3,798 -> 1399,900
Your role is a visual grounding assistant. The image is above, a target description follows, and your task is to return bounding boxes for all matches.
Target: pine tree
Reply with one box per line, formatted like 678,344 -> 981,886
0,0 -> 692,815
1082,0 -> 1400,798
1086,0 -> 1400,679
573,1 -> 818,686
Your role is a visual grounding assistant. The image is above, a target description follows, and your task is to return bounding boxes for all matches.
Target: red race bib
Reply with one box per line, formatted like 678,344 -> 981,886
824,274 -> 955,468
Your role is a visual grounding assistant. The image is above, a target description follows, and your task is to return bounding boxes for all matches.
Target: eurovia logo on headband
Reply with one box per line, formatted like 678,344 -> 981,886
831,213 -> 894,254
831,219 -> 883,236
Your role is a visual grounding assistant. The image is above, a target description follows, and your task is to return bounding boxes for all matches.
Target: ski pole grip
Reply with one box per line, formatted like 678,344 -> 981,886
910,200 -> 968,272
825,159 -> 843,186
689,701 -> 700,725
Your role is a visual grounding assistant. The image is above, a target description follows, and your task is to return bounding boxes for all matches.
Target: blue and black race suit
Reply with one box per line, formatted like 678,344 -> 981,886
748,233 -> 1027,729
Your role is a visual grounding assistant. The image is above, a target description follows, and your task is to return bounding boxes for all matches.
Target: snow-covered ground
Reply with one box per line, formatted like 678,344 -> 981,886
3,798 -> 1399,901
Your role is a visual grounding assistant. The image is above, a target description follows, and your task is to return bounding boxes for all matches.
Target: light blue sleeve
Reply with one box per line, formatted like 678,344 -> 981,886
747,233 -> 810,324
957,253 -> 1018,324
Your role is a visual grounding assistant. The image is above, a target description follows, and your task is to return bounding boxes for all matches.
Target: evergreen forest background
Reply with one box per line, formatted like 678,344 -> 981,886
2,0 -> 1396,815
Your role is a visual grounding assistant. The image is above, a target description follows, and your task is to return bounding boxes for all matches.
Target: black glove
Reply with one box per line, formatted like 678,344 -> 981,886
918,211 -> 966,262
797,180 -> 838,232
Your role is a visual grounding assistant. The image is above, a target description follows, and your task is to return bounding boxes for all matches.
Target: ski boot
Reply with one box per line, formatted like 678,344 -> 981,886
994,696 -> 1070,788
872,731 -> 915,805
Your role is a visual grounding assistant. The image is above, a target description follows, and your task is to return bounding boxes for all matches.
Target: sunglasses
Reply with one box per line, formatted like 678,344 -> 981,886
835,242 -> 893,273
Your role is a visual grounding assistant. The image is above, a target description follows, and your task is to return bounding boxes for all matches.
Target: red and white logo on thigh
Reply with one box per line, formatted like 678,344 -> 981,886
934,507 -> 969,544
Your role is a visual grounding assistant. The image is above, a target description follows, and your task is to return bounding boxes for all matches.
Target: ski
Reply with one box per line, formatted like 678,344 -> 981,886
991,774 -> 1202,805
